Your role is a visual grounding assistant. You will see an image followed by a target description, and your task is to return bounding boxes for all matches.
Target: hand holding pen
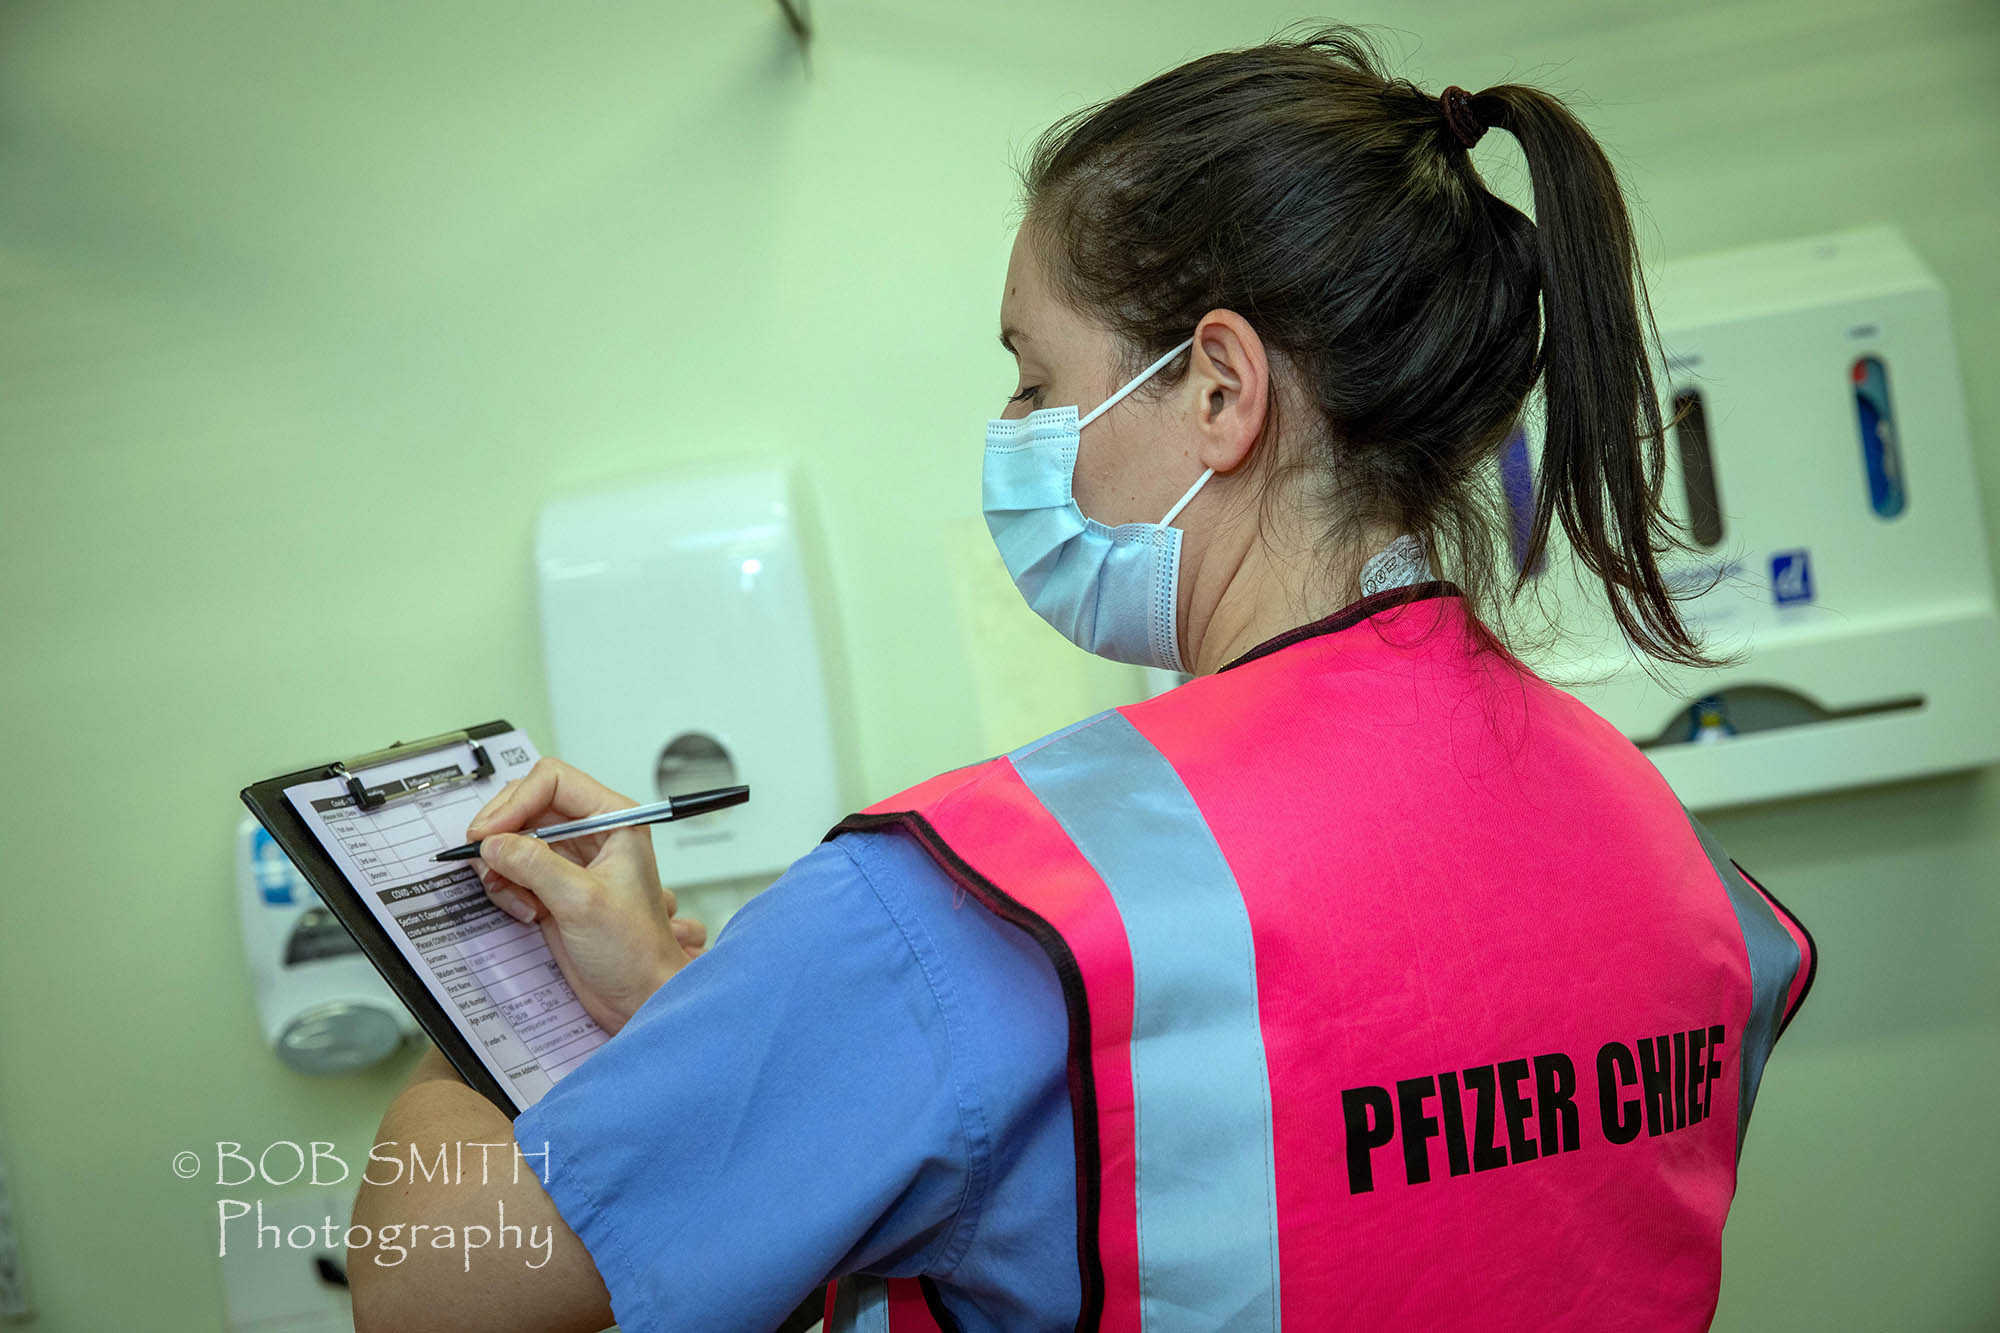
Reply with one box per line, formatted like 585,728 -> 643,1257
459,757 -> 748,1034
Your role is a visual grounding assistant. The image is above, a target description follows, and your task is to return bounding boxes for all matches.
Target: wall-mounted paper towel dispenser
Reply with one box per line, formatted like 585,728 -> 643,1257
1520,225 -> 2000,809
535,462 -> 846,885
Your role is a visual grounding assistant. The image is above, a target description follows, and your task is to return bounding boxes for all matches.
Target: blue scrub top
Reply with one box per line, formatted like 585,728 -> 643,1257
512,826 -> 1081,1331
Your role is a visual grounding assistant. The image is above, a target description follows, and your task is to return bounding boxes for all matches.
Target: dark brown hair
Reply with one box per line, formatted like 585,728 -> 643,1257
1018,23 -> 1724,670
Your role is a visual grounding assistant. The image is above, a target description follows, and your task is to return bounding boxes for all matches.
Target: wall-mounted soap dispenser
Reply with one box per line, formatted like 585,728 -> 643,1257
535,462 -> 846,885
236,816 -> 414,1074
1520,226 -> 2000,809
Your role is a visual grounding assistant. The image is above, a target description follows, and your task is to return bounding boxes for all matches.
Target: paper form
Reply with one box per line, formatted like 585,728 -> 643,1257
283,730 -> 607,1108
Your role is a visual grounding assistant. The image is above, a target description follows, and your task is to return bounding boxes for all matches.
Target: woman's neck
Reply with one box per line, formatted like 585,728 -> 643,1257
1180,508 -> 1405,675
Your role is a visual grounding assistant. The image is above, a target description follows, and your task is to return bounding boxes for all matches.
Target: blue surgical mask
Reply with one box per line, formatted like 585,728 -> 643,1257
984,336 -> 1210,672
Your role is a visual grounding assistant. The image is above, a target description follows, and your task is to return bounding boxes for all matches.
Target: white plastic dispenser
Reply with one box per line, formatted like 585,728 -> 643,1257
1526,226 -> 2000,809
235,816 -> 414,1074
535,462 -> 846,886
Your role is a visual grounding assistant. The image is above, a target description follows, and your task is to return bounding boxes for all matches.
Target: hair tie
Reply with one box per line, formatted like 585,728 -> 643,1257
1439,85 -> 1486,150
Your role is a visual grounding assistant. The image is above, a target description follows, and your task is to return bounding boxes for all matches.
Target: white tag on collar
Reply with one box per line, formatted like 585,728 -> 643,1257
1358,534 -> 1435,597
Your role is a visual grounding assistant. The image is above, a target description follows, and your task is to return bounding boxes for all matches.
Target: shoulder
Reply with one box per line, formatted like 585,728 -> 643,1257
821,831 -> 1080,1321
715,821 -> 1071,1145
810,827 -> 1066,1045
721,827 -> 981,981
752,825 -> 1074,1262
820,828 -> 1078,1311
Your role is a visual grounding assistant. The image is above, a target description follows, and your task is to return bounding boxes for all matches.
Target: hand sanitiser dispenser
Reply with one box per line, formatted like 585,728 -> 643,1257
1525,225 -> 2000,809
535,462 -> 846,886
235,816 -> 415,1073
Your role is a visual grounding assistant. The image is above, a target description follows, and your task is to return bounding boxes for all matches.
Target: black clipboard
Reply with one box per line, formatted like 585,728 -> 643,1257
240,719 -> 531,1118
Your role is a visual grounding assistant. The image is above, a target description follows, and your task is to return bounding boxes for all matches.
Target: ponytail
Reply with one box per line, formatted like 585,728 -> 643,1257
1468,83 -> 1725,669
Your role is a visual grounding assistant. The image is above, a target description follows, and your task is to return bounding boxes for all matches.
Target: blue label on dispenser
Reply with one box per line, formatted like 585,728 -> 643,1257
252,826 -> 296,905
1770,549 -> 1814,606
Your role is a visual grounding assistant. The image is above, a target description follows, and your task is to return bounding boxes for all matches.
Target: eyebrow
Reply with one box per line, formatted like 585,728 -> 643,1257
999,325 -> 1028,354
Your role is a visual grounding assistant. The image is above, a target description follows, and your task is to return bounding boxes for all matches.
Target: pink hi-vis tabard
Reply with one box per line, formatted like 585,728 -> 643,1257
823,584 -> 1816,1332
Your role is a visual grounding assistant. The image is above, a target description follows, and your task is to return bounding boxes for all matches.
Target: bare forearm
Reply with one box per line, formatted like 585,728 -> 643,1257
349,1048 -> 613,1333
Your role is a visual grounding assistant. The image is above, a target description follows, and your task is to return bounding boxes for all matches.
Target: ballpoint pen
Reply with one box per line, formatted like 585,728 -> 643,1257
432,784 -> 749,861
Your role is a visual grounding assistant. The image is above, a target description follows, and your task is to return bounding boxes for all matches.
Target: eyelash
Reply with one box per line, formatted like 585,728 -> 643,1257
1009,385 -> 1041,404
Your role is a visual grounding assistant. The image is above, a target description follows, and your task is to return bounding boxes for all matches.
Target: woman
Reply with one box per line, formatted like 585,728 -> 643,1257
352,26 -> 1816,1332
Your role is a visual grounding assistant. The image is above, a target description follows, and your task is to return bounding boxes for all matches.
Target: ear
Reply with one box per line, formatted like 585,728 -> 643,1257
1187,309 -> 1270,474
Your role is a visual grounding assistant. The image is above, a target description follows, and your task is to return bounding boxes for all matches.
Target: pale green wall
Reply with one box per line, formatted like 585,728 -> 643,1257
1,2 -> 1995,1328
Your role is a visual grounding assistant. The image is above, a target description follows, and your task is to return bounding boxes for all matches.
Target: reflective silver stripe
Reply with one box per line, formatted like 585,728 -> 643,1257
1684,811 -> 1799,1155
825,1276 -> 890,1333
1011,711 -> 1282,1330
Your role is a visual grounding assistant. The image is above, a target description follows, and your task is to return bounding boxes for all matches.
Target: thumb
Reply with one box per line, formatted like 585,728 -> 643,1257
478,833 -> 597,915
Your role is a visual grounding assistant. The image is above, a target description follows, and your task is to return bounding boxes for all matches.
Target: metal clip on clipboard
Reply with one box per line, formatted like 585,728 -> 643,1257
328,729 -> 496,811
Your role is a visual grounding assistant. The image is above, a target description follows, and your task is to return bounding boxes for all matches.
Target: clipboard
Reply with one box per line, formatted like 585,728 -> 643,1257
241,720 -> 606,1118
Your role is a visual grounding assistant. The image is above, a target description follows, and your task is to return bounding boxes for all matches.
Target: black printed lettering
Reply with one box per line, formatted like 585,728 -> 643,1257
1462,1065 -> 1507,1172
1705,1025 -> 1726,1119
1671,1030 -> 1689,1131
1686,1028 -> 1707,1125
1497,1058 -> 1538,1165
1597,1041 -> 1641,1145
1342,1085 -> 1394,1194
1636,1036 -> 1674,1137
1533,1052 -> 1579,1155
1346,1028 -> 1726,1190
1396,1076 -> 1440,1186
1437,1070 -> 1472,1177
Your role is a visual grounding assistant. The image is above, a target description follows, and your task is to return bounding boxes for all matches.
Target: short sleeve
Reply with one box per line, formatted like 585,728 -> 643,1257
512,833 -> 988,1332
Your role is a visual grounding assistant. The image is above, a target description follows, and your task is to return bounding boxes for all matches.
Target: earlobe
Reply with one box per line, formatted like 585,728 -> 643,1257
1194,311 -> 1270,473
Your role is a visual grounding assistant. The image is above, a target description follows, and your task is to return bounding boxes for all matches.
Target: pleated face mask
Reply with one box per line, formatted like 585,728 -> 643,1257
983,335 -> 1210,673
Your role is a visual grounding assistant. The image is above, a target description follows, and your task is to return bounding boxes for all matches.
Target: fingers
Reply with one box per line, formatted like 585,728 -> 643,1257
472,776 -> 523,835
671,916 -> 707,952
480,871 -> 546,925
476,832 -> 603,916
468,758 -> 635,839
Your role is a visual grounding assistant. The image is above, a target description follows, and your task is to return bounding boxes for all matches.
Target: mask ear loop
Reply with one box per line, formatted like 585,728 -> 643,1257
1078,334 -> 1209,527
1159,467 -> 1214,527
1077,336 -> 1196,429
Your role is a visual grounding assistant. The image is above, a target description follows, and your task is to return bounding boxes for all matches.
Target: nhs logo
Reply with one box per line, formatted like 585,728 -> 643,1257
1770,549 -> 1815,606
